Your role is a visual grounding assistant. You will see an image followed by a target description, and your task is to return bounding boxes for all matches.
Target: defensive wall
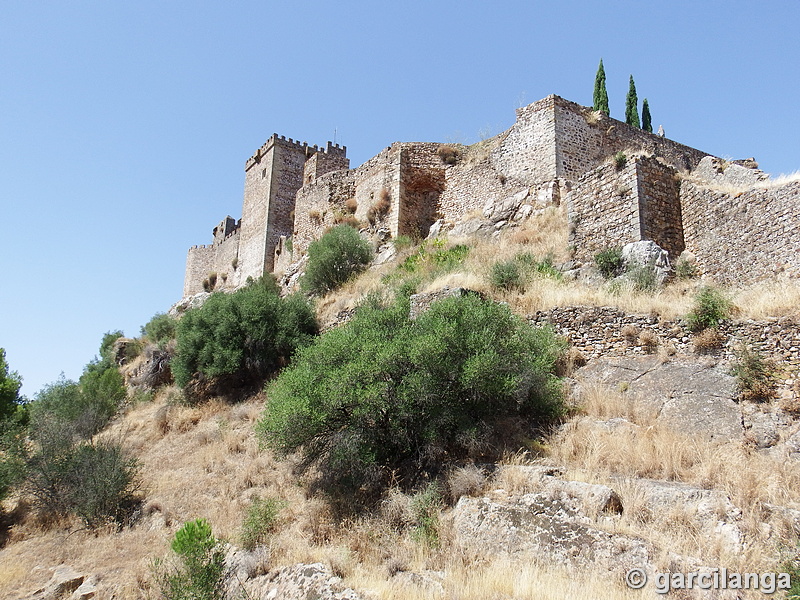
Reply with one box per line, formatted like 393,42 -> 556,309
182,94 -> 800,297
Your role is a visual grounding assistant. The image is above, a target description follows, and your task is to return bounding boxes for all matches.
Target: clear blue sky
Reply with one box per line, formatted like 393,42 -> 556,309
1,1 -> 798,396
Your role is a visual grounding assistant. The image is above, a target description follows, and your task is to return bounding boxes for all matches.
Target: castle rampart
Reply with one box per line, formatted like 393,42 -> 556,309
182,94 -> 798,298
681,180 -> 800,283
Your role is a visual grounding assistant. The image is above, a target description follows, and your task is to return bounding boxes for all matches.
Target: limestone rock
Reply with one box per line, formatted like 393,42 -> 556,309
242,563 -> 364,600
621,240 -> 671,284
27,565 -> 85,600
70,578 -> 97,600
575,356 -> 741,442
451,492 -> 652,577
130,344 -> 172,389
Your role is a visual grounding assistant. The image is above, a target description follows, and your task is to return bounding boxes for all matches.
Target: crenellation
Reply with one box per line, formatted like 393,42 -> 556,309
182,94 -> 800,298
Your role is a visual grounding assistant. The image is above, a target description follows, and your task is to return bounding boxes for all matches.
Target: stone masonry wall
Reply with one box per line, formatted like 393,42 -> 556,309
397,143 -> 446,238
293,170 -> 356,256
183,245 -> 215,297
239,139 -> 277,282
567,160 -> 641,264
552,96 -> 710,179
681,180 -> 800,283
567,157 -> 685,264
636,157 -> 684,259
530,306 -> 800,372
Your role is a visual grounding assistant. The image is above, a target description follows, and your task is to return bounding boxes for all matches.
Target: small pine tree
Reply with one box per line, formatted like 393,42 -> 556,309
593,59 -> 610,115
642,98 -> 652,133
625,75 -> 640,128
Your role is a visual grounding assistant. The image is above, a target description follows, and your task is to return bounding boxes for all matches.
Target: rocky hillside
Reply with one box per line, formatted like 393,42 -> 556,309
2,205 -> 800,600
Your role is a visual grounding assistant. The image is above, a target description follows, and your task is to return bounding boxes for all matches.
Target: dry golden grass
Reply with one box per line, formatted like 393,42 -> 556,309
545,383 -> 800,575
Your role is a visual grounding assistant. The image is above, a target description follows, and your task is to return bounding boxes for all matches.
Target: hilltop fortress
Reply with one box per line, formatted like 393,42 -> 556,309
183,95 -> 800,296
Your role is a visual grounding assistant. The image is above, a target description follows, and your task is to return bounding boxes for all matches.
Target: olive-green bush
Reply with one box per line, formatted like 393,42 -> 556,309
257,294 -> 564,495
301,225 -> 372,295
171,277 -> 317,391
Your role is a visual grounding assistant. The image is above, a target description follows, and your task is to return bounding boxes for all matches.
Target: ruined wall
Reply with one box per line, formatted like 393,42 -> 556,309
492,96 -> 557,183
567,157 -> 684,264
397,144 -> 446,238
552,96 -> 710,179
303,142 -> 349,185
567,160 -> 641,263
530,306 -> 800,372
183,245 -> 215,297
636,157 -> 684,259
681,180 -> 800,283
293,170 -> 357,256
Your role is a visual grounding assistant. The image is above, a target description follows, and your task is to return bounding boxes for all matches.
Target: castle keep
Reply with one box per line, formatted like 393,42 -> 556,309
183,95 -> 799,296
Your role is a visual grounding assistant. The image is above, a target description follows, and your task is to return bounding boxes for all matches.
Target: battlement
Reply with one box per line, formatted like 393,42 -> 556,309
245,134 -> 347,170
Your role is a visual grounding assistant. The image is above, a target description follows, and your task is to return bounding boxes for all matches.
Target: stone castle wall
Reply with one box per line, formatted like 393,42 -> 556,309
567,160 -> 641,264
681,180 -> 800,283
182,94 -> 797,298
567,156 -> 685,264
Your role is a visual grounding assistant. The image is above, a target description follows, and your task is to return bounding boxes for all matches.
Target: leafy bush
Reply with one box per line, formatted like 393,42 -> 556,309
172,277 -> 317,392
156,519 -> 225,600
26,422 -> 140,527
490,259 -> 524,292
490,253 -> 561,292
686,286 -> 731,332
410,483 -> 442,547
301,225 -> 372,295
0,348 -> 22,422
0,419 -> 26,503
257,294 -> 564,495
674,256 -> 698,279
241,496 -> 286,550
31,373 -> 121,440
594,247 -> 624,278
141,312 -> 177,346
613,151 -> 627,169
731,345 -> 777,402
627,265 -> 657,293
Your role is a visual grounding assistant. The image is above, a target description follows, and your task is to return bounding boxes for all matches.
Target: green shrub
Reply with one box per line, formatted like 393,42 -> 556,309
31,374 -> 120,440
490,259 -> 524,292
171,277 -> 317,392
410,483 -> 442,547
0,419 -> 26,503
686,286 -> 731,332
392,235 -> 415,251
730,345 -> 777,402
594,247 -> 624,278
241,496 -> 286,550
0,348 -> 22,422
613,151 -> 627,170
301,225 -> 372,295
674,257 -> 698,279
26,422 -> 139,527
627,265 -> 658,293
156,519 -> 225,600
141,312 -> 177,346
257,294 -> 564,495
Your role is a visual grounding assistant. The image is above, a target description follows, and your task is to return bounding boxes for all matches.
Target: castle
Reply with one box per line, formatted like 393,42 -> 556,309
183,95 -> 800,297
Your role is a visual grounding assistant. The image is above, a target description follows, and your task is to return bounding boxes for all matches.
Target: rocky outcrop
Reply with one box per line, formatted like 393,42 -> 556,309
24,565 -> 95,600
239,563 -> 364,600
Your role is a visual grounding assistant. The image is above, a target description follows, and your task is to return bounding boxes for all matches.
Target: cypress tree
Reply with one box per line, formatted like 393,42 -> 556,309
642,98 -> 652,133
625,75 -> 640,128
593,59 -> 609,115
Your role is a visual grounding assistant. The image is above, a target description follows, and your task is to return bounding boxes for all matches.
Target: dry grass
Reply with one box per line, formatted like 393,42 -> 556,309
546,382 -> 800,575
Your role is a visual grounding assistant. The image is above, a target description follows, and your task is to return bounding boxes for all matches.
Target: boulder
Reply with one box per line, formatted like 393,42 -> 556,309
575,356 -> 742,443
621,240 -> 671,284
243,563 -> 364,600
26,565 -> 84,600
483,189 -> 529,223
130,344 -> 172,389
